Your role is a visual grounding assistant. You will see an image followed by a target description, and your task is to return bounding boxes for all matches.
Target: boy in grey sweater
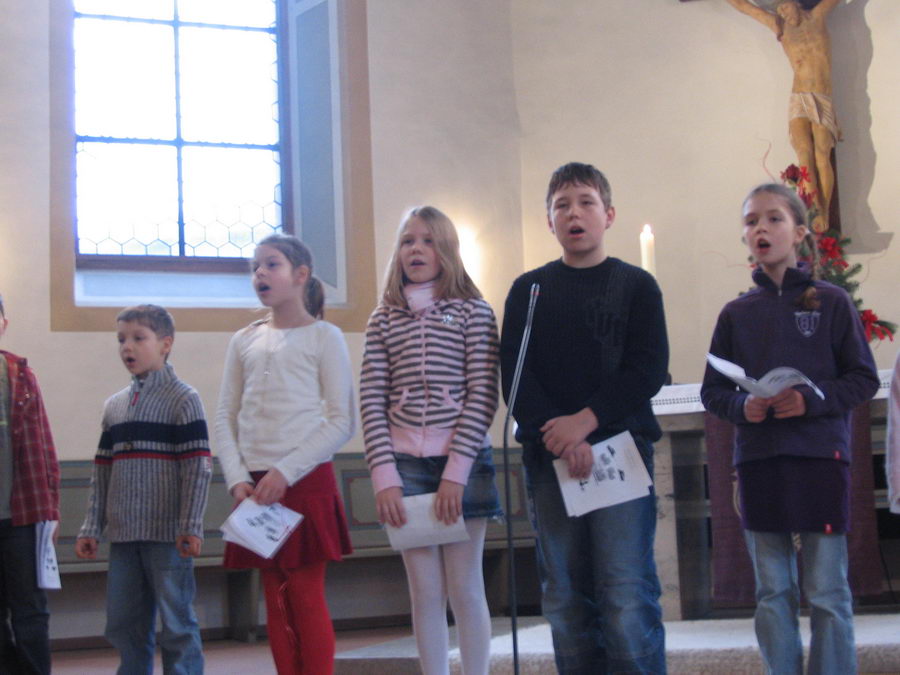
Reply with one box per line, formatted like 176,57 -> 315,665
76,304 -> 211,675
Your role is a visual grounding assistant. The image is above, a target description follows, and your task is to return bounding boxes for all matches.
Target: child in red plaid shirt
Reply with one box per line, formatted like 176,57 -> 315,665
0,294 -> 60,675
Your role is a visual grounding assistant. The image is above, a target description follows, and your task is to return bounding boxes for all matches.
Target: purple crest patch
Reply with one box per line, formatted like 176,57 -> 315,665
794,311 -> 821,338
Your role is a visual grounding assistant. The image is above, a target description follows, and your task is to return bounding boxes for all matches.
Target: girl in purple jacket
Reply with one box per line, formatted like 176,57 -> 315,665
701,183 -> 878,675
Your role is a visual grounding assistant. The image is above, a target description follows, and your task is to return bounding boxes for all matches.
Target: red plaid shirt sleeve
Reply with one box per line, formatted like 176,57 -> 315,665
4,352 -> 61,526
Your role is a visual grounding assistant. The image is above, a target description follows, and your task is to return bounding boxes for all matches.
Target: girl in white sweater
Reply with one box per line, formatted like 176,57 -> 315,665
216,234 -> 355,675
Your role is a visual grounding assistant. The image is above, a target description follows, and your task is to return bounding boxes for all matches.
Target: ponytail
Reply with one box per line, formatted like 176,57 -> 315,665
305,275 -> 325,319
797,229 -> 821,311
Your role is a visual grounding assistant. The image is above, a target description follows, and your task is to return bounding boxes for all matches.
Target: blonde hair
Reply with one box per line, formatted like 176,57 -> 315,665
381,206 -> 482,308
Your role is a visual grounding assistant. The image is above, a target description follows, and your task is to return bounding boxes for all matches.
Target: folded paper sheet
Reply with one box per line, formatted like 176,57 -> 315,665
36,520 -> 61,590
221,499 -> 303,559
385,493 -> 470,551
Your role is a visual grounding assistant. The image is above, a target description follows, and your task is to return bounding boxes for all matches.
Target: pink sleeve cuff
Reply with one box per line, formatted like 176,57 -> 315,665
441,452 -> 476,486
371,462 -> 404,495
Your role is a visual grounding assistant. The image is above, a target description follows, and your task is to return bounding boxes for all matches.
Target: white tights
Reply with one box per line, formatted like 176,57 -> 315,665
401,518 -> 491,675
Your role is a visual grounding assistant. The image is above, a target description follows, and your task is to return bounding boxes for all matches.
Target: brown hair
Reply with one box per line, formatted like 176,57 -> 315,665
381,206 -> 482,308
546,162 -> 613,211
256,233 -> 325,319
743,183 -> 820,310
117,304 -> 175,339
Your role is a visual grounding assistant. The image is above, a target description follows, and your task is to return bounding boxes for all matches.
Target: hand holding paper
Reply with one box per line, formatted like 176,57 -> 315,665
221,499 -> 303,559
384,493 -> 470,551
553,431 -> 653,517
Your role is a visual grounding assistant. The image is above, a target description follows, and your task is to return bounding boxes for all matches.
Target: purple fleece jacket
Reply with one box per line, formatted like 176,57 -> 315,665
701,265 -> 879,466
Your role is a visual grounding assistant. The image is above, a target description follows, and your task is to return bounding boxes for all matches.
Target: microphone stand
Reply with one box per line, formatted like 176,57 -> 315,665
501,282 -> 539,675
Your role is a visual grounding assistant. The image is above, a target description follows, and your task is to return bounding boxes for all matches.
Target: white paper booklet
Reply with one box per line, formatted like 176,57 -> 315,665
35,520 -> 61,590
221,499 -> 303,559
553,431 -> 653,517
706,353 -> 825,400
385,493 -> 470,551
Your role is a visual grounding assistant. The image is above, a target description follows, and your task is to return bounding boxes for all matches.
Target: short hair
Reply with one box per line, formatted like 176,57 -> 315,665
256,233 -> 325,319
546,162 -> 613,211
116,304 -> 175,339
381,206 -> 482,308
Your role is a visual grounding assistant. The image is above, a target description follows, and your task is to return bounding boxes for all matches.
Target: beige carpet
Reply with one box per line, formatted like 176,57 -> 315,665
335,613 -> 900,674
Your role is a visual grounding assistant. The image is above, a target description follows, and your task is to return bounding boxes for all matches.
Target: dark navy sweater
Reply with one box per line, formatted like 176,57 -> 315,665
500,257 -> 669,446
701,266 -> 879,466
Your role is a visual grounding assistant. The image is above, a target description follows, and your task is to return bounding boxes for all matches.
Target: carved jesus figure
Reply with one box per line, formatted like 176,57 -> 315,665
726,0 -> 841,231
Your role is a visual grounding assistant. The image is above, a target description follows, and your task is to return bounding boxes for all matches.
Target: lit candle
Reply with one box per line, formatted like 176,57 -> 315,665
640,224 -> 656,277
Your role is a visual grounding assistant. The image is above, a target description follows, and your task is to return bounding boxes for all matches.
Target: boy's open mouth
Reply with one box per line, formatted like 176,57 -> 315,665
258,283 -> 270,292
757,239 -> 771,250
569,226 -> 585,235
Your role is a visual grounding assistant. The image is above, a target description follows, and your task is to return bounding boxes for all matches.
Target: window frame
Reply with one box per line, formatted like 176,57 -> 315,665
50,0 -> 376,332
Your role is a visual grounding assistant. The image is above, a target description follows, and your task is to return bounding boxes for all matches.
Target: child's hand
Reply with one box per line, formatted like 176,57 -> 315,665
231,482 -> 255,505
541,408 -> 598,457
435,480 -> 464,525
253,469 -> 288,505
562,442 -> 594,480
176,535 -> 202,558
376,486 -> 406,528
770,388 -> 806,419
743,395 -> 770,423
75,537 -> 98,560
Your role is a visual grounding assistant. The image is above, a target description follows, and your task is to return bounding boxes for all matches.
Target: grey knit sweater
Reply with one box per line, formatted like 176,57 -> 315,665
78,364 -> 212,542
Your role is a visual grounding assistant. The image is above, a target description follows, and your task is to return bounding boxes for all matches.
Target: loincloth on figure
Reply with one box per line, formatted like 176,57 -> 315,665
789,92 -> 842,142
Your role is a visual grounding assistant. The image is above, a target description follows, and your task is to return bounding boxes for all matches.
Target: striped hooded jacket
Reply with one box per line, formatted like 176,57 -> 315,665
360,297 -> 500,494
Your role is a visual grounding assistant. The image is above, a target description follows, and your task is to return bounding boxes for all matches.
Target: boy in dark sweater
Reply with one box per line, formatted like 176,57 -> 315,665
501,163 -> 668,674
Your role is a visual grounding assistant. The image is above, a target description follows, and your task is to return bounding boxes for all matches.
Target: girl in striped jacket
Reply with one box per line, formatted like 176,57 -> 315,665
361,206 -> 501,675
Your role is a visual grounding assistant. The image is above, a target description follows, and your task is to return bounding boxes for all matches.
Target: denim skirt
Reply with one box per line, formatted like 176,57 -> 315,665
396,446 -> 503,520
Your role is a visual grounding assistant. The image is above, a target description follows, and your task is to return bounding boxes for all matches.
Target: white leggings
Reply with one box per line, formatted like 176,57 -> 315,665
401,518 -> 491,675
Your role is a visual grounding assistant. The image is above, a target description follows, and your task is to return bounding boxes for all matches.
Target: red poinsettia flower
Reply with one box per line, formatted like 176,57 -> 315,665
817,236 -> 849,269
859,310 -> 893,342
797,187 -> 817,209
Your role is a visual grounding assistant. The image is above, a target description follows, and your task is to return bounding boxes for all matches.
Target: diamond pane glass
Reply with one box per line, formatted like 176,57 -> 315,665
75,19 -> 176,139
178,0 -> 276,28
179,27 -> 278,144
76,143 -> 179,255
182,147 -> 280,257
74,0 -> 173,20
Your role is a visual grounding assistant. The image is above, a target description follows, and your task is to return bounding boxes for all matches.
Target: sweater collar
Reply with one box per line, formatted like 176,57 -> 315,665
752,263 -> 814,293
131,362 -> 176,391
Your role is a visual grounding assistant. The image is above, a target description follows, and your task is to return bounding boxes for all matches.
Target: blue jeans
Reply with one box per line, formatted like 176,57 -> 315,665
0,521 -> 51,674
523,439 -> 666,674
105,542 -> 203,675
744,530 -> 855,675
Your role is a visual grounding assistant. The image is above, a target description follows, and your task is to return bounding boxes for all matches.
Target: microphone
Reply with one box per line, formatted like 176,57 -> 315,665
501,281 -> 539,675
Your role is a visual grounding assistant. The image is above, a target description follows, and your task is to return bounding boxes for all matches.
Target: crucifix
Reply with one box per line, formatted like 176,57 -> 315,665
721,0 -> 842,233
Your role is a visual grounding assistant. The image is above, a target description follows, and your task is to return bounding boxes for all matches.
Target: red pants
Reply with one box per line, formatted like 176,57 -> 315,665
262,563 -> 335,675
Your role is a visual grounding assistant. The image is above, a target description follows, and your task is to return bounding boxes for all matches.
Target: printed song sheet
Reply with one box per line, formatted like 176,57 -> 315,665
36,520 -> 61,590
221,499 -> 303,559
553,431 -> 653,517
706,353 -> 825,399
